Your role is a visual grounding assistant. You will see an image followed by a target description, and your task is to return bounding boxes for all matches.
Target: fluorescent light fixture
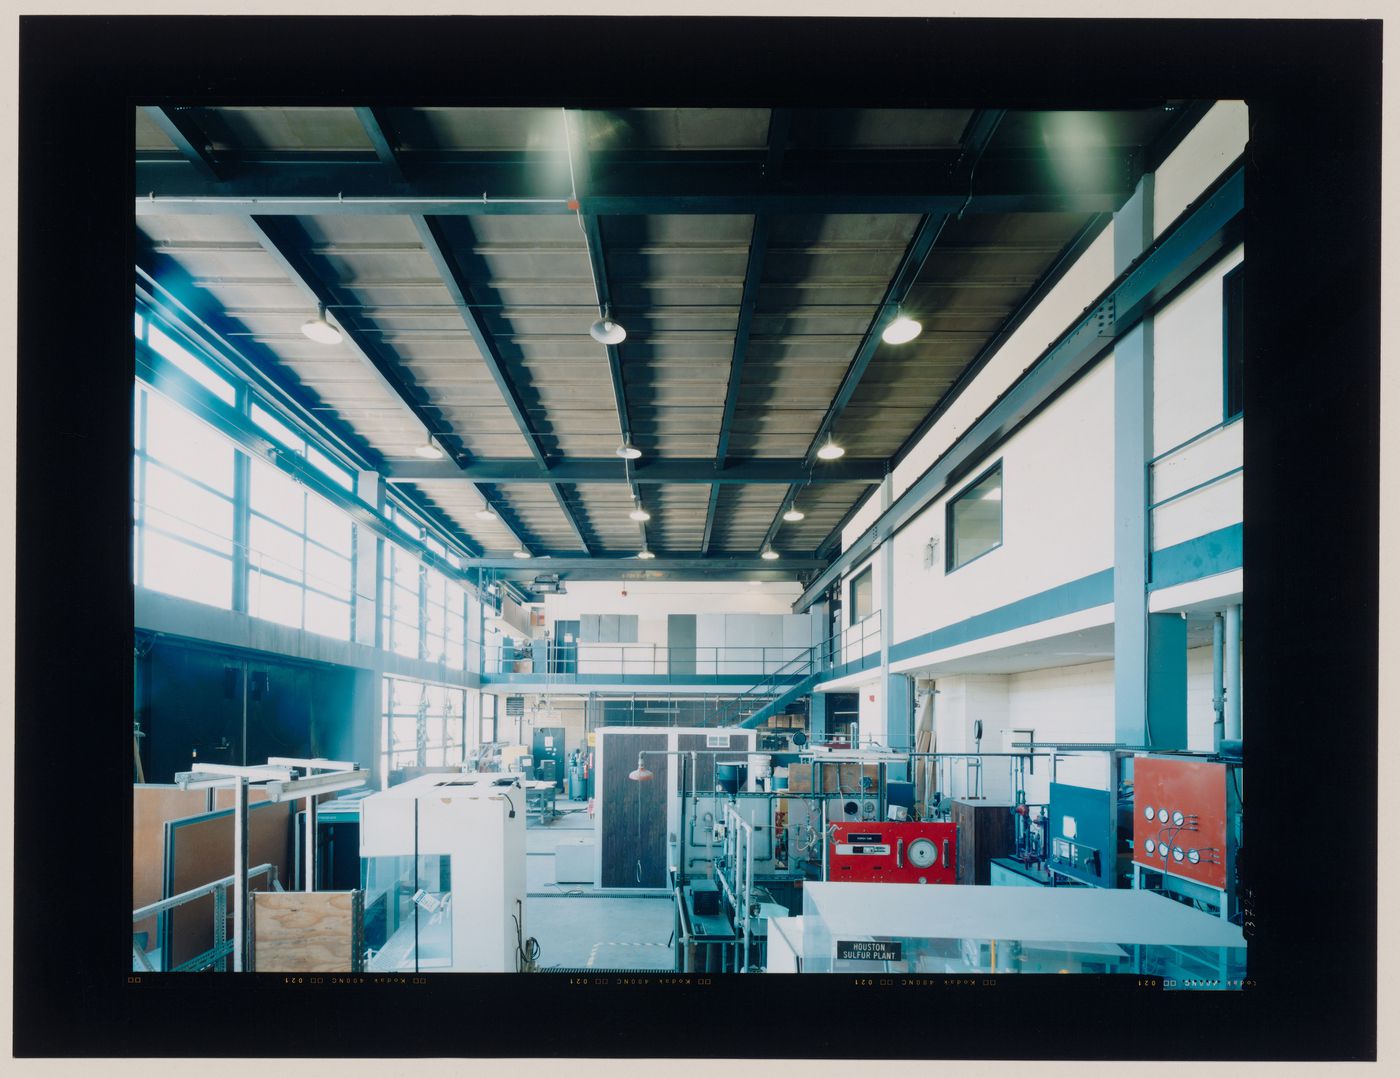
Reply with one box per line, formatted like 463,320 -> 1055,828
413,437 -> 444,460
616,443 -> 643,460
475,505 -> 498,520
816,435 -> 845,461
590,308 -> 627,345
761,547 -> 779,561
782,506 -> 806,522
636,548 -> 656,560
629,502 -> 651,522
513,549 -> 531,560
881,311 -> 922,345
300,305 -> 342,345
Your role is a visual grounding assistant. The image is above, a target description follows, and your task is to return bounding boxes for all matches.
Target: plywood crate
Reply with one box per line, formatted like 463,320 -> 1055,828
252,890 -> 364,972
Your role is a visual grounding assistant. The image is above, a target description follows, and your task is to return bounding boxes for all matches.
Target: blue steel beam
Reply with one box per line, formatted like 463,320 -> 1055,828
763,111 -> 1005,553
353,107 -> 406,182
410,213 -> 593,554
383,456 -> 887,484
143,107 -> 224,182
134,149 -> 1134,217
793,163 -> 1245,612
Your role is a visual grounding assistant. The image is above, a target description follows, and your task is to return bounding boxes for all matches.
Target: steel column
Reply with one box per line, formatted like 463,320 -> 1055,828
232,777 -> 249,972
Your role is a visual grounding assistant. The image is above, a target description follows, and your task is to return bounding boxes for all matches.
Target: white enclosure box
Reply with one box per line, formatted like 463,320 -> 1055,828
360,774 -> 527,972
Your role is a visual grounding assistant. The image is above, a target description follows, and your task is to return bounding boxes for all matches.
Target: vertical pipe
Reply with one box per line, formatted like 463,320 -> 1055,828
1212,613 -> 1226,753
304,792 -> 317,892
232,778 -> 249,972
1224,605 -> 1242,741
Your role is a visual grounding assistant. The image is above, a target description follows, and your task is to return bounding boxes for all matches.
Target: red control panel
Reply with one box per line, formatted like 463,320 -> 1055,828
1132,756 -> 1235,891
827,822 -> 958,884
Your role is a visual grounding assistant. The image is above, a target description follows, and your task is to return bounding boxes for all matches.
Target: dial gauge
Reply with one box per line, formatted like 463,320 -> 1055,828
1157,808 -> 1169,824
1172,811 -> 1185,827
1173,846 -> 1185,862
908,838 -> 937,868
1143,839 -> 1156,854
1159,844 -> 1170,859
1187,849 -> 1201,864
1144,805 -> 1155,821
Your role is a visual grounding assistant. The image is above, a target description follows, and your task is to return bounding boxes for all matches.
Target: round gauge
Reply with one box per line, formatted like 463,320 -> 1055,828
1187,849 -> 1201,865
908,838 -> 938,868
1159,844 -> 1170,860
1157,808 -> 1169,824
1143,839 -> 1156,855
1173,846 -> 1185,862
1144,805 -> 1155,821
1172,811 -> 1185,827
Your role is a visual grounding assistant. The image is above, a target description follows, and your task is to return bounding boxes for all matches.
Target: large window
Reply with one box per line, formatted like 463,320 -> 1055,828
849,566 -> 874,624
946,462 -> 1003,572
133,384 -> 236,609
381,677 -> 466,779
1223,264 -> 1244,420
247,457 -> 355,640
382,529 -> 424,660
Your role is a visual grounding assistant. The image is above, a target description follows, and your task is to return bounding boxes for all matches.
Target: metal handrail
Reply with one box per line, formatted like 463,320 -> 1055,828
132,862 -> 277,922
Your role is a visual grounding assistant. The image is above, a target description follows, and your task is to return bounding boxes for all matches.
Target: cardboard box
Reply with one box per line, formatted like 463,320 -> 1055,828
786,762 -> 881,794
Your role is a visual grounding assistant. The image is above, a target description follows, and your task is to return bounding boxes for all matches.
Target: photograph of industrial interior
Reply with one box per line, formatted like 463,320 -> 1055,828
129,98 -> 1252,984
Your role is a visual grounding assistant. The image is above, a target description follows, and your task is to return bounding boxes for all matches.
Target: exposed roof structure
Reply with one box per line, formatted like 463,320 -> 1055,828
135,104 -> 1202,583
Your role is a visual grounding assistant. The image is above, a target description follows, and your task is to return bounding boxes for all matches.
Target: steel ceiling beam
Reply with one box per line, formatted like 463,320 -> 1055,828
353,107 -> 406,182
702,107 -> 791,558
567,110 -> 647,554
409,213 -> 593,555
471,556 -> 828,573
382,457 -> 887,484
240,213 -> 534,553
143,107 -> 225,182
761,110 -> 1005,553
135,150 -> 1133,217
794,163 -> 1245,613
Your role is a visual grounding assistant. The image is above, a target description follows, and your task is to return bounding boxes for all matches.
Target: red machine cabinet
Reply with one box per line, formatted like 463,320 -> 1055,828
827,822 -> 958,884
1132,755 -> 1237,892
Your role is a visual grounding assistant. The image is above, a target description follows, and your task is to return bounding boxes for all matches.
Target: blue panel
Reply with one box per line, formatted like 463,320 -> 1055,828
1149,523 -> 1244,590
480,673 -> 802,687
888,569 -> 1113,665
1146,613 -> 1188,749
1047,783 -> 1116,887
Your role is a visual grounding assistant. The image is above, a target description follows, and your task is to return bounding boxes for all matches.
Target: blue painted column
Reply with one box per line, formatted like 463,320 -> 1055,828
1113,175 -> 1187,748
808,691 -> 828,745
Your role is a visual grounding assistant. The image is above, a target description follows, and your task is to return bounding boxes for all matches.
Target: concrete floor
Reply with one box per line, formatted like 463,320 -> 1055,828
524,797 -> 675,971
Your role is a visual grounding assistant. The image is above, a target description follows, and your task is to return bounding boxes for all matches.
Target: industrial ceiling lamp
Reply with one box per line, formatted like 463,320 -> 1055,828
636,548 -> 656,560
628,500 -> 651,522
782,505 -> 806,522
616,442 -> 643,460
300,304 -> 343,345
881,306 -> 923,345
589,306 -> 627,345
513,549 -> 532,560
628,756 -> 654,782
413,436 -> 444,460
816,433 -> 846,461
475,504 -> 498,521
761,546 -> 780,561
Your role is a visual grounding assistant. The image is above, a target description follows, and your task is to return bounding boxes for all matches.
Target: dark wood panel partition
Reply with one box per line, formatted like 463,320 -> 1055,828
600,732 -> 668,888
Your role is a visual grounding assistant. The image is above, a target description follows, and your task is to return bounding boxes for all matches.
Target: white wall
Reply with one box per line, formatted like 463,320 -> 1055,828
886,359 -> 1116,646
1153,102 -> 1249,238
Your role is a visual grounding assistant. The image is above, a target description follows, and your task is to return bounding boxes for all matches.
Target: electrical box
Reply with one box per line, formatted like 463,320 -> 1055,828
1131,755 -> 1238,894
1048,783 -> 1122,888
827,822 -> 958,884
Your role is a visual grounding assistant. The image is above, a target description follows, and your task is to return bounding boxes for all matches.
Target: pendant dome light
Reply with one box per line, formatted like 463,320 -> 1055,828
513,549 -> 532,560
475,504 -> 498,521
616,443 -> 643,460
628,500 -> 651,522
881,307 -> 923,345
760,546 -> 780,561
590,307 -> 627,345
413,436 -> 444,460
816,433 -> 846,461
636,548 -> 656,560
782,505 -> 806,522
300,304 -> 343,345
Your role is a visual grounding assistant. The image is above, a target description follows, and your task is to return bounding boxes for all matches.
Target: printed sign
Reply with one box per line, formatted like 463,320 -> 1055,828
837,940 -> 903,962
